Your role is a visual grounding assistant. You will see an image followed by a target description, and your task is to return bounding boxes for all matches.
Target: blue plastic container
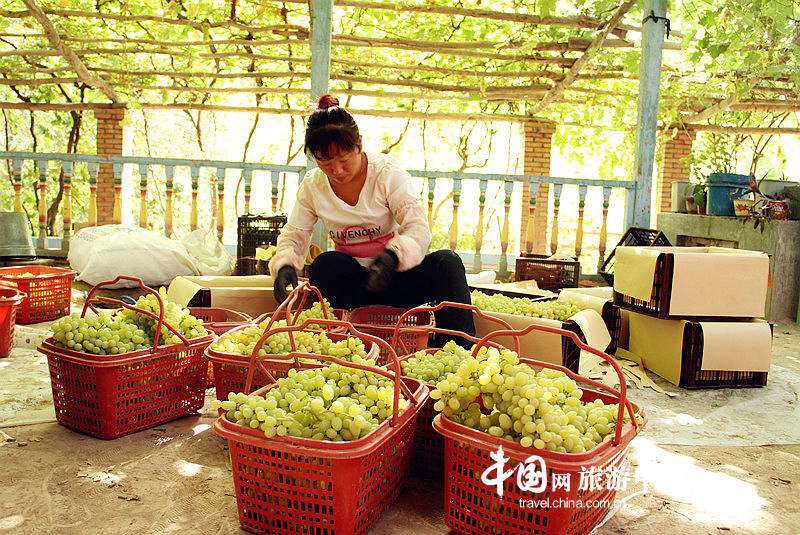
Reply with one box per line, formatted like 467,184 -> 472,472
707,172 -> 751,185
707,183 -> 750,216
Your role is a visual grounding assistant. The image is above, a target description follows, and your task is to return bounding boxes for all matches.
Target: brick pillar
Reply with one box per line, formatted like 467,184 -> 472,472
657,127 -> 696,214
521,120 -> 556,253
94,107 -> 131,225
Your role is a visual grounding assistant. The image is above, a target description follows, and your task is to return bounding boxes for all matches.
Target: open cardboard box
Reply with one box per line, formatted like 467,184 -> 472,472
472,308 -> 611,373
167,275 -> 282,318
616,310 -> 771,389
558,286 -> 627,351
613,246 -> 770,318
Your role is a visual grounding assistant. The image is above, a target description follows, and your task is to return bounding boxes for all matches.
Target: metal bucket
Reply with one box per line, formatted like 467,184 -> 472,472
0,212 -> 36,258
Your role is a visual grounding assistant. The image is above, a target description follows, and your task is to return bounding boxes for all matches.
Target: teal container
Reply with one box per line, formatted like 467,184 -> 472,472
707,172 -> 751,185
707,183 -> 750,216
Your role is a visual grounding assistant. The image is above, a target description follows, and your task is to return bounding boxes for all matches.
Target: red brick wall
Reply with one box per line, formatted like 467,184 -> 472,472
94,107 -> 130,225
521,120 -> 556,252
657,128 -> 695,213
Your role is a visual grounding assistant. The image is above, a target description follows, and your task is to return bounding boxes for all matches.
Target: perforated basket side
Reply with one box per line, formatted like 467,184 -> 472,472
215,375 -> 427,535
42,336 -> 212,439
434,385 -> 641,535
0,265 -> 76,324
349,306 -> 433,365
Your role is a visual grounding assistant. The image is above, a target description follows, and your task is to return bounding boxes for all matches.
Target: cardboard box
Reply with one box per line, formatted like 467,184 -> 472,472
618,310 -> 771,389
167,275 -> 280,318
558,287 -> 623,352
472,308 -> 611,373
613,246 -> 770,318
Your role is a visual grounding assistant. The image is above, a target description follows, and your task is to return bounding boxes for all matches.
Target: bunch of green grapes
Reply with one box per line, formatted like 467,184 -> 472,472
211,321 -> 370,363
211,360 -> 408,441
430,346 -> 642,453
49,289 -> 209,355
470,290 -> 581,321
289,299 -> 338,330
400,340 -> 473,385
51,312 -> 152,355
118,287 -> 208,345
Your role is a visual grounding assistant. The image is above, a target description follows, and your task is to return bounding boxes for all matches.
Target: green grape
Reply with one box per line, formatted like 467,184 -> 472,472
470,290 -> 582,322
430,345 -> 643,453
220,362 -> 409,442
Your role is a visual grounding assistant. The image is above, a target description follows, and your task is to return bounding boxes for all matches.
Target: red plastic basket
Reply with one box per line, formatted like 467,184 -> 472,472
432,323 -> 646,535
349,305 -> 434,365
37,276 -> 215,439
213,324 -> 429,535
188,307 -> 252,336
0,265 -> 76,324
396,302 -> 520,479
0,288 -> 25,357
188,307 -> 252,386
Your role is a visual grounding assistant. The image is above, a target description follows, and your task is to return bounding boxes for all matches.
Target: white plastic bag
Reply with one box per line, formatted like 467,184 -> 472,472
180,229 -> 235,276
68,225 -> 202,288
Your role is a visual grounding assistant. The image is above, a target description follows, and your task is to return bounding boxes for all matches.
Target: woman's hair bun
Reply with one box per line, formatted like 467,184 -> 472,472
317,94 -> 340,110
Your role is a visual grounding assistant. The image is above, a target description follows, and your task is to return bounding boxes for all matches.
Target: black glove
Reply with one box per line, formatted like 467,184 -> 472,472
366,249 -> 399,293
273,265 -> 298,303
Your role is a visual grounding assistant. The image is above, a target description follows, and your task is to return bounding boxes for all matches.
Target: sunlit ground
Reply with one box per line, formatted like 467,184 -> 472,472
611,437 -> 780,533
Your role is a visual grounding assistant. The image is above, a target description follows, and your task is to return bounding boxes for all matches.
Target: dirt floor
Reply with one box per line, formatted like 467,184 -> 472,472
1,279 -> 799,534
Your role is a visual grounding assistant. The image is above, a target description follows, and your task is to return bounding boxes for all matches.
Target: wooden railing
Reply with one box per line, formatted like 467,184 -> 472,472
2,151 -> 636,275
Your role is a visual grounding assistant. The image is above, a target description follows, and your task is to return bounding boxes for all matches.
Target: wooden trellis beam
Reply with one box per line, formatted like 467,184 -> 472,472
527,0 -> 638,115
19,0 -> 121,103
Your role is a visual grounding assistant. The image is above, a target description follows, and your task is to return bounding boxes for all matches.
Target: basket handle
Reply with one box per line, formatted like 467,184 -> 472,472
243,315 -> 417,427
472,323 -> 639,447
393,301 -> 521,354
80,275 -> 190,351
256,280 -> 334,330
0,288 -> 25,305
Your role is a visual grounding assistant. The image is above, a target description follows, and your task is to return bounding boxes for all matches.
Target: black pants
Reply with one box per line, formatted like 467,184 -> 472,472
308,249 -> 475,346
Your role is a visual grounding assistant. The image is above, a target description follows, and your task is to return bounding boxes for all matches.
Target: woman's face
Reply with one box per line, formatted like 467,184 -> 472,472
314,143 -> 364,185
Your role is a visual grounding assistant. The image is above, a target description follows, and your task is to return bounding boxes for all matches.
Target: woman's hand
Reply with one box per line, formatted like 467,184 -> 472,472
273,265 -> 298,303
366,249 -> 398,292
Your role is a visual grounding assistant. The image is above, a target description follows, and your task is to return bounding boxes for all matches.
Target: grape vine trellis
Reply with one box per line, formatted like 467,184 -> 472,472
0,0 -> 798,242
0,0 -> 797,132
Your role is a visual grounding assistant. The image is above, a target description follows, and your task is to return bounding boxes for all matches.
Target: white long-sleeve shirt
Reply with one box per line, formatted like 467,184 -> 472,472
268,150 -> 432,277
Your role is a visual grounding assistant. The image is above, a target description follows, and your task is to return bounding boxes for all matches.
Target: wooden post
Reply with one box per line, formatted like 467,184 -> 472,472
309,0 -> 333,250
575,185 -> 587,258
598,186 -> 612,270
216,166 -> 226,241
472,178 -> 488,272
61,161 -> 72,251
632,0 -> 667,226
499,180 -> 514,278
427,177 -> 436,229
190,166 -> 199,231
550,184 -> 563,254
87,161 -> 99,226
138,163 -> 148,229
164,165 -> 174,237
448,178 -> 462,250
524,182 -> 539,253
36,159 -> 48,250
112,162 -> 123,225
11,159 -> 23,213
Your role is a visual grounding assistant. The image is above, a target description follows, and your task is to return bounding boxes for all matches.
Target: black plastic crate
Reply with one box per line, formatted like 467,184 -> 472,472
237,214 -> 287,259
599,227 -> 671,285
514,253 -> 581,290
